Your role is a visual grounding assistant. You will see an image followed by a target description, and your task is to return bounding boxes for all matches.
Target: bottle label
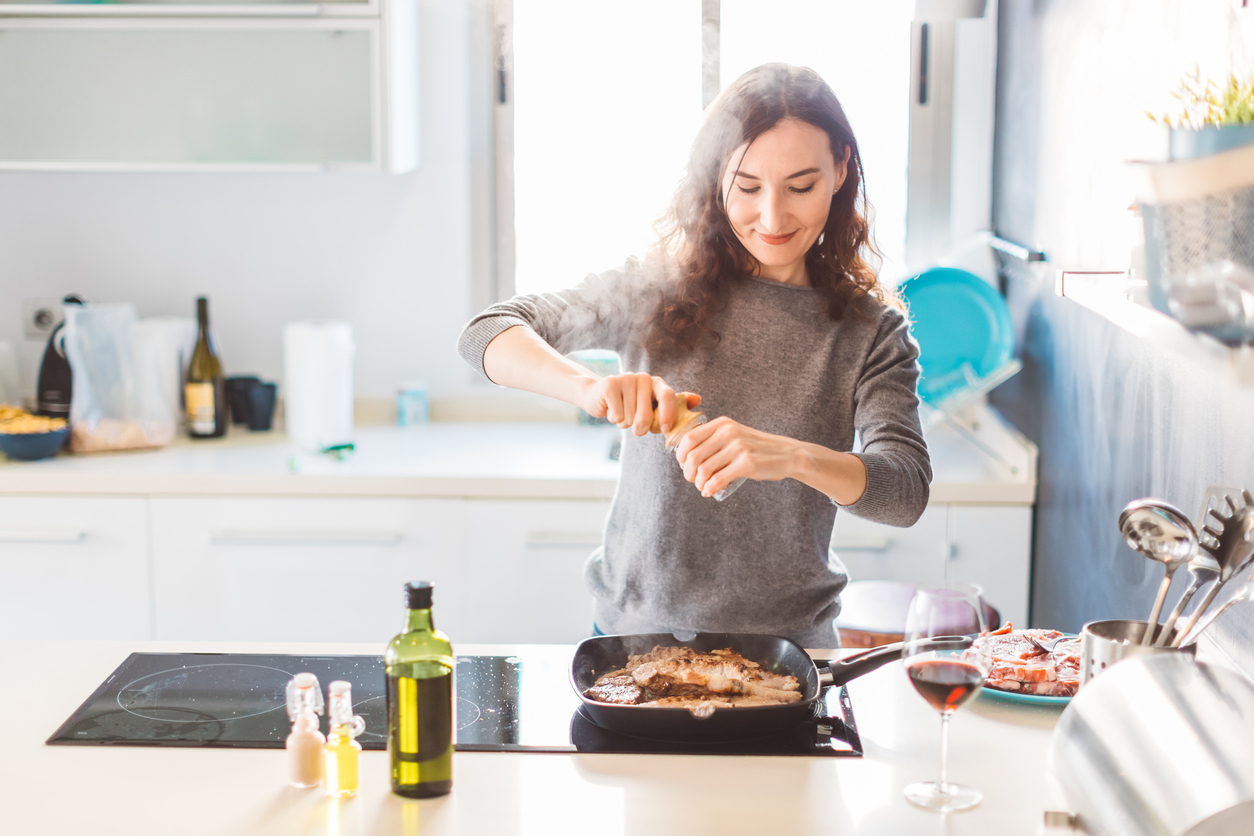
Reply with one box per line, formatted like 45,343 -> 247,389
388,673 -> 453,785
185,382 -> 216,434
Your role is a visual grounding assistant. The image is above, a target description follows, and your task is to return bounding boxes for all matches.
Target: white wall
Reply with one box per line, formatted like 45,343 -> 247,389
0,0 -> 485,403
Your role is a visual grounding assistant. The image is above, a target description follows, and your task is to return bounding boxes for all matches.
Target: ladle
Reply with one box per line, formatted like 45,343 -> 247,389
1172,490 -> 1254,647
1152,554 -> 1220,646
1118,499 -> 1198,646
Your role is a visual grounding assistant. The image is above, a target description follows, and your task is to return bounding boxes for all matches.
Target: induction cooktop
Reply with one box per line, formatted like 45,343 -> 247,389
47,650 -> 861,757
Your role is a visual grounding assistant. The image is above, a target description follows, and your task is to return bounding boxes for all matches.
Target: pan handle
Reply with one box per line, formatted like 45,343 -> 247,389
821,636 -> 973,687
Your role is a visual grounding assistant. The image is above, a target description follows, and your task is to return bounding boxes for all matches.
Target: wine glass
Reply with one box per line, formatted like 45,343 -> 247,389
901,583 -> 989,813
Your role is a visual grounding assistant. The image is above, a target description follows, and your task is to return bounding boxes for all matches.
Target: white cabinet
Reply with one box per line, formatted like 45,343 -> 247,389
0,0 -> 419,171
459,499 -> 612,644
149,496 -> 462,641
0,496 -> 150,639
148,496 -> 611,644
831,503 -> 1033,629
0,489 -> 1032,641
948,505 -> 1033,630
832,505 -> 950,588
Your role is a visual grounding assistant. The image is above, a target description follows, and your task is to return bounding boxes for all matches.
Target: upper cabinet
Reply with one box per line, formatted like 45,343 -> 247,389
0,0 -> 419,172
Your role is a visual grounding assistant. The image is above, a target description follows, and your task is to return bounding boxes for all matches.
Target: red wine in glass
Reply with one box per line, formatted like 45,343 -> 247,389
901,583 -> 989,813
906,659 -> 984,713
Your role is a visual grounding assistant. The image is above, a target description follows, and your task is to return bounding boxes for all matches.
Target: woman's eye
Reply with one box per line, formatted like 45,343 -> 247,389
790,184 -> 816,194
737,185 -> 760,195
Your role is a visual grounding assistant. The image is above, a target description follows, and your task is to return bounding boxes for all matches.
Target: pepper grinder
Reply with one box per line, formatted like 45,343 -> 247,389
650,392 -> 746,500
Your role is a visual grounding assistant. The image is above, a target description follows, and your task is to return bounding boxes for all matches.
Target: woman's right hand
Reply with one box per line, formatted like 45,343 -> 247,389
582,374 -> 700,436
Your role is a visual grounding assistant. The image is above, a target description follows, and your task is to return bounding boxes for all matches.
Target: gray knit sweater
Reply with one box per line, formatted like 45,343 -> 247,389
457,255 -> 931,647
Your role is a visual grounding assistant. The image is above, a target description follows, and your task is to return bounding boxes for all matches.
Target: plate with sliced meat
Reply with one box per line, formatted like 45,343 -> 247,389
964,624 -> 1079,706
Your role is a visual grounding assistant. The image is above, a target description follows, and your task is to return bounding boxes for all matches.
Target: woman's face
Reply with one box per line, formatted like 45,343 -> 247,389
720,118 -> 851,286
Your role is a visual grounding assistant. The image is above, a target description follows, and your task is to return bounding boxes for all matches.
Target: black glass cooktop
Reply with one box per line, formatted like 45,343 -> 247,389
47,650 -> 860,757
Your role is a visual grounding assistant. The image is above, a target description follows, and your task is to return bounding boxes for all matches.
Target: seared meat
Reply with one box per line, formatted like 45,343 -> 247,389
583,675 -> 646,705
584,645 -> 803,717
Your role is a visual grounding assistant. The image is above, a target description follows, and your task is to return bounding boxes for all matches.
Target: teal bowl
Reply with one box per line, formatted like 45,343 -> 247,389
0,427 -> 69,461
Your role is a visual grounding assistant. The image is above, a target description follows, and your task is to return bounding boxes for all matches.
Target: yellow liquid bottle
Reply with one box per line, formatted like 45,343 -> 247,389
385,580 -> 454,798
324,681 -> 365,799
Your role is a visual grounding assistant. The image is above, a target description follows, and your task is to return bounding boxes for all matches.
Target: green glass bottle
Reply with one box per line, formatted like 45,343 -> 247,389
185,296 -> 226,439
385,580 -> 453,798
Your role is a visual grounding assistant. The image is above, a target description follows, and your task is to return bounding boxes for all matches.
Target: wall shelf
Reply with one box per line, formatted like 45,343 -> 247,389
1056,270 -> 1254,389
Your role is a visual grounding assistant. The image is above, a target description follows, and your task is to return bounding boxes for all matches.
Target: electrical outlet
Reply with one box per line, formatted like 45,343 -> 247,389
22,298 -> 63,341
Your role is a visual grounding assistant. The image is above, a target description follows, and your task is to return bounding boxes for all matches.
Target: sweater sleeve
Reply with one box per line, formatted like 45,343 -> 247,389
843,305 -> 932,527
456,256 -> 663,380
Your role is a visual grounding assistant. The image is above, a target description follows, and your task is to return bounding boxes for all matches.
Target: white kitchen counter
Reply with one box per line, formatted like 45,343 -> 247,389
0,406 -> 1035,503
4,639 -> 1065,836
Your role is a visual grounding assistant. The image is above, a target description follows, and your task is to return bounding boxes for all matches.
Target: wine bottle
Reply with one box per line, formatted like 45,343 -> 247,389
385,581 -> 453,798
185,297 -> 226,438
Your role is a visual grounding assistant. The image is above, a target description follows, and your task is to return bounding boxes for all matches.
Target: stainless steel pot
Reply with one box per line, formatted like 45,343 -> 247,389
1050,653 -> 1254,836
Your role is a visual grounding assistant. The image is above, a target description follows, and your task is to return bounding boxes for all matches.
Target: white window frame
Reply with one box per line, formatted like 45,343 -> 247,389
483,0 -> 1003,304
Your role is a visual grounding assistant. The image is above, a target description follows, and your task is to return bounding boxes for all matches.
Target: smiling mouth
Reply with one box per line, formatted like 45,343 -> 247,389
757,231 -> 798,245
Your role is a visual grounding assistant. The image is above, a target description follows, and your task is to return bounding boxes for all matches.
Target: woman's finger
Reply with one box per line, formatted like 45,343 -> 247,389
703,462 -> 747,498
674,415 -> 722,466
652,377 -> 677,433
601,378 -> 624,425
614,375 -> 638,429
696,445 -> 745,496
632,375 -> 654,436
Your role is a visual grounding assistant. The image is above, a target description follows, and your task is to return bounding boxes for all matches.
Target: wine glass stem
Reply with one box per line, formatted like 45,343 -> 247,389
939,712 -> 951,794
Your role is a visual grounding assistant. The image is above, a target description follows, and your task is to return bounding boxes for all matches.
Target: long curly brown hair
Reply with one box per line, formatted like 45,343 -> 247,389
647,63 -> 895,360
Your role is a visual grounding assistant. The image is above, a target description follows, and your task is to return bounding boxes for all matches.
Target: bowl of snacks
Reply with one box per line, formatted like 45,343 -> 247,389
0,406 -> 69,461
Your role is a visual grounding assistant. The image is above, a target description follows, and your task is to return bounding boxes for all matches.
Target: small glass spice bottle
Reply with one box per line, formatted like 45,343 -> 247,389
285,672 -> 326,789
324,681 -> 366,799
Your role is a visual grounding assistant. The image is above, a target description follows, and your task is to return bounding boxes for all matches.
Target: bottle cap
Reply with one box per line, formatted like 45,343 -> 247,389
405,580 -> 433,609
328,680 -> 352,697
286,672 -> 324,720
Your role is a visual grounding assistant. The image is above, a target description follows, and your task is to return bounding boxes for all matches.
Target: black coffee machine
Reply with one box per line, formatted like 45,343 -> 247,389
36,295 -> 83,420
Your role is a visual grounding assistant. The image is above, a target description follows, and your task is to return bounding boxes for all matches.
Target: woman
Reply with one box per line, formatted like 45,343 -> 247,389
458,63 -> 930,647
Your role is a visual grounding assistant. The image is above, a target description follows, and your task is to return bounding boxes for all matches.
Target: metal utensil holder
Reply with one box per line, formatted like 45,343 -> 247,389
1079,619 -> 1195,688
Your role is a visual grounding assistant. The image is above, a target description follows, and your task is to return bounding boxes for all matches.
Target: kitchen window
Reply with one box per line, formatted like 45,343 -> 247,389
491,0 -> 916,300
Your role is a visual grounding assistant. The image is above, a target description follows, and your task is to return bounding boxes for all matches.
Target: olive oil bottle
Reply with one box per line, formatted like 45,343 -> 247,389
385,581 -> 453,798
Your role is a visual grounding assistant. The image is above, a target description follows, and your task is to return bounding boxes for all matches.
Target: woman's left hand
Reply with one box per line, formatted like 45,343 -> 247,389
672,417 -> 802,498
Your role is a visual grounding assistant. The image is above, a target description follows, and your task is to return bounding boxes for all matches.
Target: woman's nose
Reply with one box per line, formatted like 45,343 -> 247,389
759,188 -> 787,232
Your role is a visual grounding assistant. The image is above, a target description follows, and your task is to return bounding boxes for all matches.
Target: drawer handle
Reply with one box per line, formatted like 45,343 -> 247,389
0,530 -> 85,544
210,530 -> 402,547
0,4 -> 326,17
524,531 -> 603,549
831,536 -> 890,552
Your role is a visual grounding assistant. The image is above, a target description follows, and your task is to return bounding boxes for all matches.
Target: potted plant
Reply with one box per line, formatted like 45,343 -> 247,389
1148,67 -> 1254,160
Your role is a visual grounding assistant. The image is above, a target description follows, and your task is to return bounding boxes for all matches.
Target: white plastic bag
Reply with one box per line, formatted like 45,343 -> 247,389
63,303 -> 177,453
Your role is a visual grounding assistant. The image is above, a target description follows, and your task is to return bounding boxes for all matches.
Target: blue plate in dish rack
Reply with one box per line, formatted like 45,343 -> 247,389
898,267 -> 1015,407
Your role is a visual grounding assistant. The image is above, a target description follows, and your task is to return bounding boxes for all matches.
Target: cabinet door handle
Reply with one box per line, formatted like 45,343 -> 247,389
524,531 -> 603,549
210,530 -> 402,547
831,536 -> 890,552
0,530 -> 85,544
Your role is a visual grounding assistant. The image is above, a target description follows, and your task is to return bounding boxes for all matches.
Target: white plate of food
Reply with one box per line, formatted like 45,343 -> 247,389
964,626 -> 1079,706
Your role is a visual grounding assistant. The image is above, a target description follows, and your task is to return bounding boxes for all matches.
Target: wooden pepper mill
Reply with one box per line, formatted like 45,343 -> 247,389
649,392 -> 705,451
